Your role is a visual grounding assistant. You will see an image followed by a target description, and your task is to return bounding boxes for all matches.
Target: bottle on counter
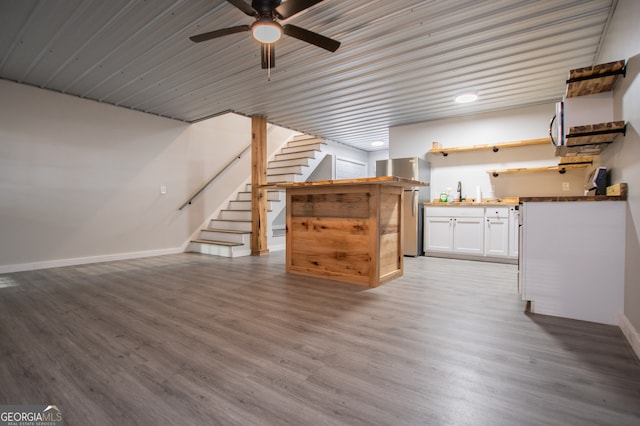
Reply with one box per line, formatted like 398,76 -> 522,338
447,187 -> 454,203
439,190 -> 448,202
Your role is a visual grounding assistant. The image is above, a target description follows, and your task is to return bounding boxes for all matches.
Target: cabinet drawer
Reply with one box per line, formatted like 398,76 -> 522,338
425,207 -> 484,217
486,207 -> 509,218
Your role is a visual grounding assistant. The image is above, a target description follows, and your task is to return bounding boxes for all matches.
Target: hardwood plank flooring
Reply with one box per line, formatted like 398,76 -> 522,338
1,253 -> 639,425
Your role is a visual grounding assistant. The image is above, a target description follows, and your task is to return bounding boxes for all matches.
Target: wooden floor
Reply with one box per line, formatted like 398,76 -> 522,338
1,252 -> 639,425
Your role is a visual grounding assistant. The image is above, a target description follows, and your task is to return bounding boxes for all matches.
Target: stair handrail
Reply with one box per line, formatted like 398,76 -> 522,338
178,143 -> 251,211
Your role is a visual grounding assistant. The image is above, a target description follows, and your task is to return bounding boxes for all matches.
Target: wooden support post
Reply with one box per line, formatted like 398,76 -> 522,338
251,115 -> 269,256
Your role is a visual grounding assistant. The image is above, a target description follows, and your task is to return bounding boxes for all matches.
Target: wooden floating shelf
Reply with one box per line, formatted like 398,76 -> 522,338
565,60 -> 626,98
556,121 -> 626,157
429,138 -> 549,156
566,121 -> 626,145
488,163 -> 589,177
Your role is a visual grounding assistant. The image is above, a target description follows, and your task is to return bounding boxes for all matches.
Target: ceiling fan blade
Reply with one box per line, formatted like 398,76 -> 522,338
189,25 -> 250,43
283,24 -> 340,52
261,43 -> 275,69
227,0 -> 258,17
275,0 -> 324,19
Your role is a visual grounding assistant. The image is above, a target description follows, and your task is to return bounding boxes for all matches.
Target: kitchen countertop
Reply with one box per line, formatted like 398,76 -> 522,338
424,198 -> 519,207
519,195 -> 626,202
263,176 -> 429,189
425,183 -> 628,205
520,183 -> 628,202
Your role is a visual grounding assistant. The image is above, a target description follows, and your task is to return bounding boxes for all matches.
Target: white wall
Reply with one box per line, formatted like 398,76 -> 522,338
0,80 -> 295,272
596,0 -> 640,344
390,104 -> 589,199
368,149 -> 390,176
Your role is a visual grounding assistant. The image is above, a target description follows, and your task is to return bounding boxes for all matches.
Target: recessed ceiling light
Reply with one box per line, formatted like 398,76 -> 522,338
371,141 -> 385,147
455,92 -> 478,103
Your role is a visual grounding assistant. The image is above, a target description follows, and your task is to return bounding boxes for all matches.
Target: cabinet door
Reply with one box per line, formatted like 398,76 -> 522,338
485,217 -> 509,257
424,216 -> 453,252
453,217 -> 484,254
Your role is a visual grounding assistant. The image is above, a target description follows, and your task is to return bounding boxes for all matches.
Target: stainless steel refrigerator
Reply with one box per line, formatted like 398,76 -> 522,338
376,157 -> 431,256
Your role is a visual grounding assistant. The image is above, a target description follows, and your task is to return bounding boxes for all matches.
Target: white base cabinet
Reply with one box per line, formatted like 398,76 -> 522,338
485,208 -> 509,257
453,217 -> 484,254
425,215 -> 485,254
424,205 -> 517,261
424,207 -> 484,255
424,216 -> 454,252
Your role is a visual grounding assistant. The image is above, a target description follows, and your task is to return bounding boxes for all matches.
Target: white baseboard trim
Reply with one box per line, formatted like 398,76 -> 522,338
0,246 -> 186,274
619,312 -> 640,360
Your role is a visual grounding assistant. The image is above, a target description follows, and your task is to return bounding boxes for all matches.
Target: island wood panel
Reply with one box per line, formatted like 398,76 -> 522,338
286,183 -> 404,287
289,217 -> 371,283
378,186 -> 402,280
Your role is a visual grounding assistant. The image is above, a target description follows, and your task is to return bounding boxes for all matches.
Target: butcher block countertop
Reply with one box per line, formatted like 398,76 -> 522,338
264,176 -> 429,189
519,194 -> 626,202
520,183 -> 628,202
424,198 -> 519,207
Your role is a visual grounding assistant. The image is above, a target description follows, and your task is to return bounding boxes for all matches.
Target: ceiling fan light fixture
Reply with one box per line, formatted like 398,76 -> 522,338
251,20 -> 282,44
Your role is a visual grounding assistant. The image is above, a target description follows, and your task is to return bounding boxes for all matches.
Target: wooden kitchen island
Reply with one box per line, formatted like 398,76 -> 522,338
269,177 -> 428,287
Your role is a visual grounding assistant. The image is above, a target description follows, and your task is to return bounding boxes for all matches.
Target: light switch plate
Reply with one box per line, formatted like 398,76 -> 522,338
160,185 -> 167,195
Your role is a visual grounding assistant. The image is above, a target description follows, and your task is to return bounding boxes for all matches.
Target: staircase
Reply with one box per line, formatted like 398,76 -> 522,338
187,135 -> 327,257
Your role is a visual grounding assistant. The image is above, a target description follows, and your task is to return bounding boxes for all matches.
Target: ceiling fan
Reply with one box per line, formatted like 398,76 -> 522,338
189,0 -> 341,69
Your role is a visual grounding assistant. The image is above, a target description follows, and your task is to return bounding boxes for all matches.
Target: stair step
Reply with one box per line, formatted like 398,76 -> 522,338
219,209 -> 256,221
272,227 -> 286,237
187,240 -> 251,258
280,143 -> 324,154
268,157 -> 311,168
287,137 -> 325,147
191,239 -> 243,247
228,199 -> 273,210
209,219 -> 252,232
267,165 -> 304,175
198,229 -> 251,244
274,151 -> 317,161
267,173 -> 300,183
237,191 -> 282,201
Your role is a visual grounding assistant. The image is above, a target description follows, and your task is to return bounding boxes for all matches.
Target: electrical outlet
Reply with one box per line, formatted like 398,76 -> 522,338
160,185 -> 167,195
562,182 -> 570,191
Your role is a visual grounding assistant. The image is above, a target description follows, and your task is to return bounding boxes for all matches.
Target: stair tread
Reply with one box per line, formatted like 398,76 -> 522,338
275,153 -> 315,158
221,208 -> 272,212
268,164 -> 308,170
202,228 -> 251,234
287,141 -> 326,147
211,219 -> 251,223
191,239 -> 244,247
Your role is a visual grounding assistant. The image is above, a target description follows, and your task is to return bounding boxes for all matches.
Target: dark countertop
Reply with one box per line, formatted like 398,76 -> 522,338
519,195 -> 626,202
520,183 -> 627,202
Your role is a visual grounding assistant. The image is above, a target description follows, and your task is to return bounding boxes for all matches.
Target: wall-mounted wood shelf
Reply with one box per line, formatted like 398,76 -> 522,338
556,121 -> 626,157
429,138 -> 549,156
565,60 -> 626,98
487,163 -> 589,177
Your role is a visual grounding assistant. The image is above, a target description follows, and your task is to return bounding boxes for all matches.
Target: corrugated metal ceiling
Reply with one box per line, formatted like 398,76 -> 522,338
0,0 -> 617,150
